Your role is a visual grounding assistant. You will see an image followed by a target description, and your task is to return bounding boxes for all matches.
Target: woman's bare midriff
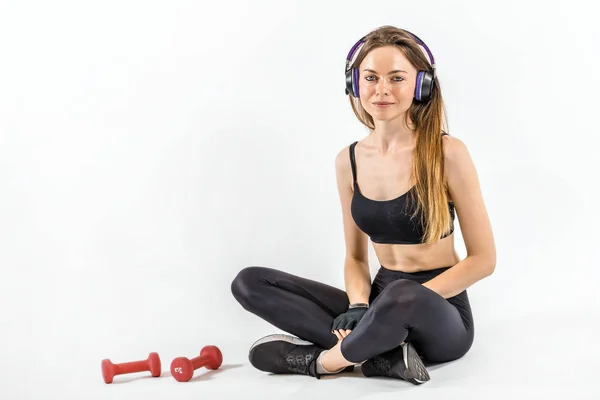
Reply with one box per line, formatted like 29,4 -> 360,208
372,232 -> 461,272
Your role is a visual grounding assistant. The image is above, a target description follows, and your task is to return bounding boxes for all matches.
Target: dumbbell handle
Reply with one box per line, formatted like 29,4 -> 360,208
112,360 -> 150,374
190,354 -> 212,370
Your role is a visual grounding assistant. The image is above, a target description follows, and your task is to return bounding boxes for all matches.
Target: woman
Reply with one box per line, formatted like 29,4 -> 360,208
231,25 -> 496,384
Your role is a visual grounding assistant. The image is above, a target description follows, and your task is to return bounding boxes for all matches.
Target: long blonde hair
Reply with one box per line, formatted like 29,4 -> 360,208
348,26 -> 453,244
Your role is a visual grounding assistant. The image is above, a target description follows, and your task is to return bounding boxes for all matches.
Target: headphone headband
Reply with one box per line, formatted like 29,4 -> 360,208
345,29 -> 436,76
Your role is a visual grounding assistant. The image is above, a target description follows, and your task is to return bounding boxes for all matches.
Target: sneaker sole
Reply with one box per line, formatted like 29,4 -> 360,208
249,334 -> 314,352
403,342 -> 430,384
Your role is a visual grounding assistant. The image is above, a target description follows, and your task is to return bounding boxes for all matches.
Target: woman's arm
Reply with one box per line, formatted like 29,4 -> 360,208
344,257 -> 371,304
423,136 -> 496,298
335,145 -> 371,303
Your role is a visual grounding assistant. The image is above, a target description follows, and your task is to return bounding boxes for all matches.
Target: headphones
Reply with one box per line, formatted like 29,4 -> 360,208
345,29 -> 436,102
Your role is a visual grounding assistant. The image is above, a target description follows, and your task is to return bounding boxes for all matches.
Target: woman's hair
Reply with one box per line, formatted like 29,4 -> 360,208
348,25 -> 452,245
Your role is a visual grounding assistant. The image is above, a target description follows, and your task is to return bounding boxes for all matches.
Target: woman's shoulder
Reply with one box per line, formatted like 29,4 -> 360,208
334,139 -> 364,180
441,133 -> 468,162
335,141 -> 356,169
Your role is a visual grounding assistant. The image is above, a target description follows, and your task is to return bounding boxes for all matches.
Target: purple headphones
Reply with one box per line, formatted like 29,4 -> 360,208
345,29 -> 436,102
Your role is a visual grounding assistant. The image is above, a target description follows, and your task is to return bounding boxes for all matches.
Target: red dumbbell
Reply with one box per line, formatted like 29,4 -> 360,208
101,352 -> 162,383
170,345 -> 223,382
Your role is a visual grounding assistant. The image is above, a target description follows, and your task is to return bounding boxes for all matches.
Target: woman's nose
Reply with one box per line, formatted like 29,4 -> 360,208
376,79 -> 390,94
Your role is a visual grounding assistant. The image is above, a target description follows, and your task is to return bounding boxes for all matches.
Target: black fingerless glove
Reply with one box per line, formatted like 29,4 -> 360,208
331,305 -> 368,331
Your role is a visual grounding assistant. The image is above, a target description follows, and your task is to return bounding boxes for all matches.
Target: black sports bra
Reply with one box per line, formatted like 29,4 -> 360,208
349,138 -> 455,244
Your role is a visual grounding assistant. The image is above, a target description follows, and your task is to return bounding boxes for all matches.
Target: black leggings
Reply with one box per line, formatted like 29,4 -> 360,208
231,265 -> 474,364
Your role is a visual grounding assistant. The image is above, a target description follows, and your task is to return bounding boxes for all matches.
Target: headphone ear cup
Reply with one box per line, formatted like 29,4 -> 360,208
346,68 -> 360,98
352,68 -> 360,98
345,69 -> 353,96
415,71 -> 434,102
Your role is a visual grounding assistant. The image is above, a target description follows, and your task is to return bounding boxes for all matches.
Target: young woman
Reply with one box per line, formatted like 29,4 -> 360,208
231,25 -> 496,384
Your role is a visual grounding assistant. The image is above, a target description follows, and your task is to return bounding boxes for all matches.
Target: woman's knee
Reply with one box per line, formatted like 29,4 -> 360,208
230,266 -> 268,307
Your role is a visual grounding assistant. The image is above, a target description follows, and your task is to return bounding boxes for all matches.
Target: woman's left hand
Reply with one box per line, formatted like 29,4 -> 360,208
333,329 -> 352,341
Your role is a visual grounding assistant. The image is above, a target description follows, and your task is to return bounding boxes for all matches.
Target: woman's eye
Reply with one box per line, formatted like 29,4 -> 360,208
365,76 -> 403,82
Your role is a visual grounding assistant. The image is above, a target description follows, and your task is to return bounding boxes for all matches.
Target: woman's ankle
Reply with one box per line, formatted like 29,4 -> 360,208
316,350 -> 347,374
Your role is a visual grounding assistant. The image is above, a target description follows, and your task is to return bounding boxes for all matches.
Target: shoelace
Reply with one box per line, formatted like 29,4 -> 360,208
285,349 -> 317,374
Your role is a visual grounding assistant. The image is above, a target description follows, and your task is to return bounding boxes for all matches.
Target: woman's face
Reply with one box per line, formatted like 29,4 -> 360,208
358,46 -> 417,121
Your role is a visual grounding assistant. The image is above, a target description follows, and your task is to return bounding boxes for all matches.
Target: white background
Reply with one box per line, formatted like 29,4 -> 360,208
1,0 -> 599,399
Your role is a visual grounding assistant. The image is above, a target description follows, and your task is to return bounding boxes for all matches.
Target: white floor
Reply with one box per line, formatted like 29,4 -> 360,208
9,310 -> 600,400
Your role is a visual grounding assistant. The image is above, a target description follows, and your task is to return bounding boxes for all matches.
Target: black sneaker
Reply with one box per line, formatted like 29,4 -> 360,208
248,334 -> 354,379
361,342 -> 430,384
